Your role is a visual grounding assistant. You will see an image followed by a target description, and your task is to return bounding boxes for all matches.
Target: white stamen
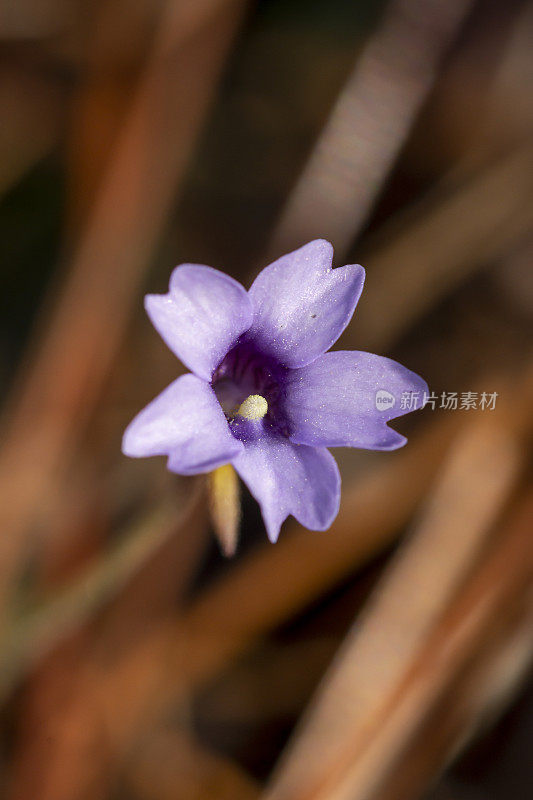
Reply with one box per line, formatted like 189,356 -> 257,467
236,394 -> 268,421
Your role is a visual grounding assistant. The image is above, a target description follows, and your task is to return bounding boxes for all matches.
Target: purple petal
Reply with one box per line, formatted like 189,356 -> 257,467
285,351 -> 429,450
247,240 -> 365,368
122,374 -> 242,474
232,427 -> 340,542
145,265 -> 253,381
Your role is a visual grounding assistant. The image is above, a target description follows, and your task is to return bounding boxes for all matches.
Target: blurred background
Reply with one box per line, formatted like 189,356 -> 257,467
1,0 -> 533,798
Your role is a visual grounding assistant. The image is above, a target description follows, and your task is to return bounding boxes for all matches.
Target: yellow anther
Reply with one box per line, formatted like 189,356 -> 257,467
236,394 -> 268,421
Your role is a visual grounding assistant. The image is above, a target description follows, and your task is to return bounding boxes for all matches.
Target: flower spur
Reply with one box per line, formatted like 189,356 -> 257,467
122,240 -> 428,542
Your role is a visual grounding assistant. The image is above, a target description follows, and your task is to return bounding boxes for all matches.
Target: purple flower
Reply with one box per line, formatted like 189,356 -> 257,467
123,240 -> 428,542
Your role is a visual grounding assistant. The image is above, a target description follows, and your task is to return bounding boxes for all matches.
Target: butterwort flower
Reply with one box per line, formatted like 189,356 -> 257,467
123,240 -> 428,542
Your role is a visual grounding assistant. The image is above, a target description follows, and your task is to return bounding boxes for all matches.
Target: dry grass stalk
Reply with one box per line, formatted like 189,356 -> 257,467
262,407 -> 528,800
319,489 -> 533,800
267,0 -> 474,259
0,478 -> 206,700
0,0 -> 248,620
376,571 -> 533,800
0,66 -> 65,196
124,725 -> 259,800
67,0 -> 241,224
342,143 -> 533,352
66,0 -> 158,228
6,482 -> 209,800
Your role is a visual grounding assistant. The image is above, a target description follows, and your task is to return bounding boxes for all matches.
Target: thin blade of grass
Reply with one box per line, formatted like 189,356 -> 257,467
267,0 -> 474,260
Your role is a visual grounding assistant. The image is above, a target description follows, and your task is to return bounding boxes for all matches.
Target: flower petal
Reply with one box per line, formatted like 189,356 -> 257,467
285,351 -> 429,450
247,240 -> 365,368
232,427 -> 340,542
122,374 -> 243,473
145,265 -> 253,381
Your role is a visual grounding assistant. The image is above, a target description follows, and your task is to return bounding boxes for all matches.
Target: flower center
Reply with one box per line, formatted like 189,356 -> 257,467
211,340 -> 285,428
236,394 -> 268,421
